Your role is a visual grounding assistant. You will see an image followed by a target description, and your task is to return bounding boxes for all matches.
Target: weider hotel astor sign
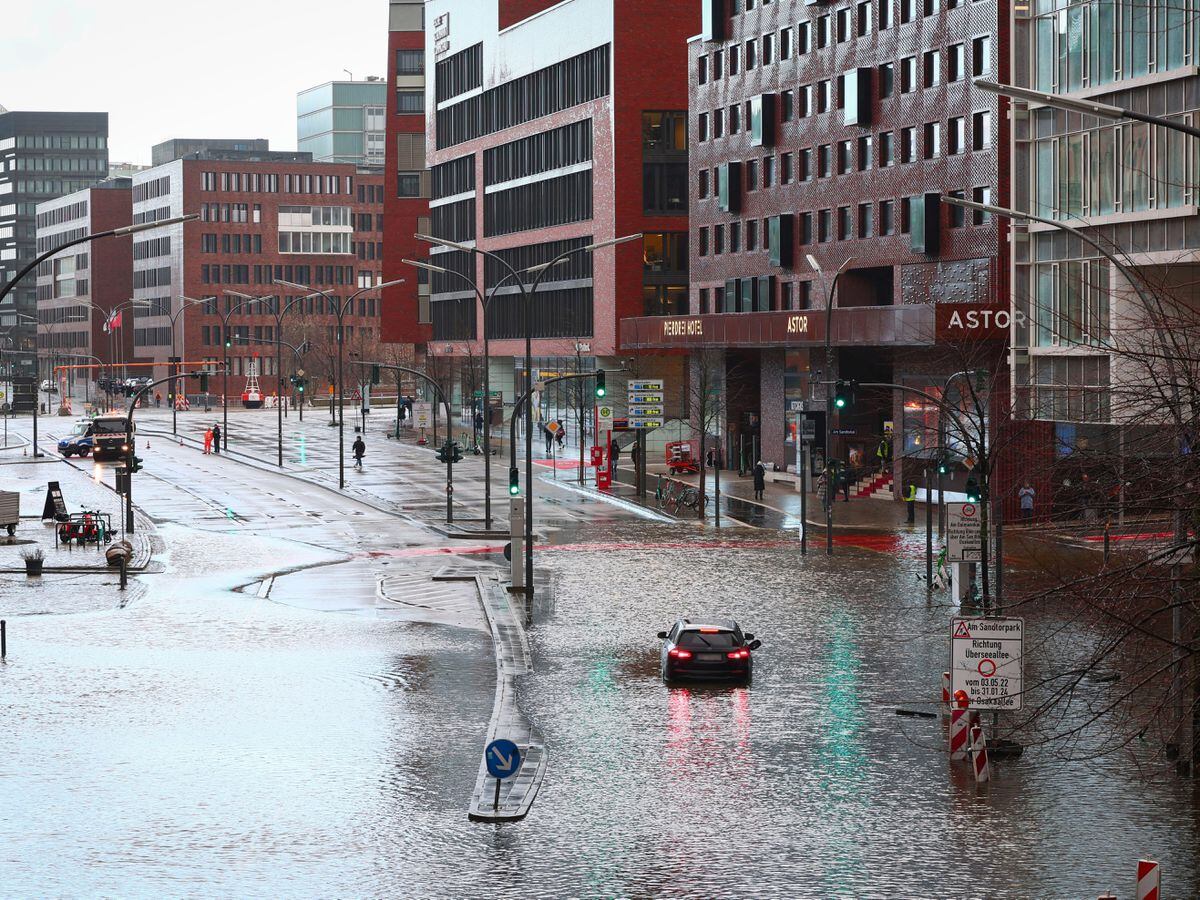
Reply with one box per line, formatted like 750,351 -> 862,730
621,303 -> 1013,349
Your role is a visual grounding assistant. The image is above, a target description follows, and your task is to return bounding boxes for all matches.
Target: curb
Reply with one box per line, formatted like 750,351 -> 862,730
466,573 -> 547,823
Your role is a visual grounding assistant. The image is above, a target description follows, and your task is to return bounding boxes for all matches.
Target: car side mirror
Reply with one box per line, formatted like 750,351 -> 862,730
743,633 -> 755,641
656,631 -> 668,640
748,639 -> 762,651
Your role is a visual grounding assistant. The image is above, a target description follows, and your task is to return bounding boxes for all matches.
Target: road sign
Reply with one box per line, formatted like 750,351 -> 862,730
596,403 -> 613,434
800,418 -> 817,442
413,401 -> 432,429
951,616 -> 1024,710
946,502 -> 983,562
485,738 -> 522,779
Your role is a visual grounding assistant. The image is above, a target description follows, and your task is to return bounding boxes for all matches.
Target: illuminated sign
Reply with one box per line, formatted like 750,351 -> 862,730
662,318 -> 704,337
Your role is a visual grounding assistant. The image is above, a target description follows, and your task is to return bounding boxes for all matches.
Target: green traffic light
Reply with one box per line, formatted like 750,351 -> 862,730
596,386 -> 606,398
509,484 -> 520,496
834,396 -> 846,409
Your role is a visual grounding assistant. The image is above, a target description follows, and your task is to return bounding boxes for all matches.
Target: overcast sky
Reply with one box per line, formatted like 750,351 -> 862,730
2,0 -> 389,164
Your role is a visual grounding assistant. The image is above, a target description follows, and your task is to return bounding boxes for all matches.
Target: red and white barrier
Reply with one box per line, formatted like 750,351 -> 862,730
175,394 -> 190,411
949,690 -> 971,760
969,724 -> 990,782
1135,859 -> 1160,900
941,671 -> 951,714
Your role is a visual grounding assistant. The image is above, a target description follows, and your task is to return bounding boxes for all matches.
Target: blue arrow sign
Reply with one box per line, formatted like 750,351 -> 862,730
485,738 -> 522,780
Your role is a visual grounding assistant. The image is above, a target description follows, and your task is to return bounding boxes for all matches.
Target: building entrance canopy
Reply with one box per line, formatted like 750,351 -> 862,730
620,304 -> 1012,350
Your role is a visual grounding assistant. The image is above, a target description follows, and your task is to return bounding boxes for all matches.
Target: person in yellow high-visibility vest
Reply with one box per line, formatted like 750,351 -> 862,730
904,481 -> 917,523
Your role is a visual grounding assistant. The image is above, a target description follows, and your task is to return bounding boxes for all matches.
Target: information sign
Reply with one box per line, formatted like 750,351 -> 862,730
947,502 -> 983,562
950,617 -> 1024,710
627,379 -> 664,430
413,402 -> 432,430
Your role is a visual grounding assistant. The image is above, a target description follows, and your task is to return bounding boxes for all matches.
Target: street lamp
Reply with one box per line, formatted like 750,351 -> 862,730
21,311 -> 85,454
226,289 -> 307,467
272,278 -> 404,488
166,296 -> 211,434
415,231 -> 641,599
402,255 -> 568,531
94,297 -> 152,411
806,253 -> 856,555
973,78 -> 1200,140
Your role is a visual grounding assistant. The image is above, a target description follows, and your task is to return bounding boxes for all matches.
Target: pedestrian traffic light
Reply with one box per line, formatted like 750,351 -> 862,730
508,467 -> 520,496
937,454 -> 949,476
436,443 -> 448,463
198,372 -> 209,392
451,442 -> 463,464
833,380 -> 853,409
370,364 -> 381,385
595,369 -> 606,398
129,454 -> 143,474
296,378 -> 305,393
965,475 -> 981,503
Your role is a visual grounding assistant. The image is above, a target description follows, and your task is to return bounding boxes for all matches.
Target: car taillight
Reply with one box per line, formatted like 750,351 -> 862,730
668,648 -> 693,660
727,648 -> 751,660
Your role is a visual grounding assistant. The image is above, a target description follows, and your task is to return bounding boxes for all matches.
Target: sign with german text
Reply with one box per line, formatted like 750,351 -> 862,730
946,502 -> 983,562
951,617 -> 1024,710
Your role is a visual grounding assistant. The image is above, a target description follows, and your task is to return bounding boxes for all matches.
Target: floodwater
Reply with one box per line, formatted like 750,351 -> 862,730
0,518 -> 1196,897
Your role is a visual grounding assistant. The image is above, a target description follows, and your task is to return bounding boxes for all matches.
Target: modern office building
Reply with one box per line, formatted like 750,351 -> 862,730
34,177 -> 135,393
0,109 -> 109,382
381,0 -> 433,355
297,80 -> 388,167
1008,0 -> 1199,438
419,0 -> 699,411
127,150 -> 384,397
152,138 -> 273,166
619,0 -> 1011,494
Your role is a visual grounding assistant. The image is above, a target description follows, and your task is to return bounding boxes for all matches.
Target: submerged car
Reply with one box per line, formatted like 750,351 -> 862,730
57,420 -> 95,457
657,618 -> 761,684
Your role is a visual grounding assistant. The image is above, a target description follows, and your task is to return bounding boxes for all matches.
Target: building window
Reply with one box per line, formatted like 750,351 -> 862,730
397,172 -> 422,197
858,135 -> 873,170
698,55 -> 709,84
699,227 -> 709,255
699,287 -> 710,313
880,199 -> 895,234
879,0 -> 893,28
858,202 -> 874,238
713,109 -> 724,138
714,224 -> 725,254
763,33 -> 775,64
900,56 -> 917,93
396,49 -> 423,75
781,89 -> 794,121
780,27 -> 793,59
837,206 -> 853,240
746,219 -> 758,250
396,90 -> 424,114
948,190 -> 967,227
797,21 -> 811,54
817,80 -> 831,113
763,155 -> 775,187
699,169 -> 710,198
948,43 -> 965,81
879,62 -> 894,97
972,111 -> 990,150
798,84 -> 812,117
901,0 -> 915,22
923,121 -> 940,159
800,212 -> 814,244
924,0 -> 939,15
837,140 -> 852,174
949,116 -> 966,154
781,151 -> 794,183
745,158 -> 759,190
799,147 -> 813,180
729,103 -> 741,133
972,186 -> 991,224
818,144 -> 831,177
818,209 -> 832,242
644,163 -> 687,213
746,39 -> 758,69
781,281 -> 794,310
729,44 -> 740,75
730,221 -> 742,252
900,126 -> 916,163
923,50 -> 940,88
817,15 -> 831,48
698,112 -> 709,141
972,35 -> 990,77
713,49 -> 724,78
836,7 -> 851,41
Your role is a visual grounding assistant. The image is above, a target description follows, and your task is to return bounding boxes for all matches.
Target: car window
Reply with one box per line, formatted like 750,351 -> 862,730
678,630 -> 738,649
92,419 -> 128,435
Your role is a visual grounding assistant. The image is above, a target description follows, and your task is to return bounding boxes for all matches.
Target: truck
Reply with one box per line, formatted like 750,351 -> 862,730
90,412 -> 134,462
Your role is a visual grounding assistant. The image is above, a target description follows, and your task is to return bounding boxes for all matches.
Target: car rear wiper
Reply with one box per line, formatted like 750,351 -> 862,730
693,635 -> 712,648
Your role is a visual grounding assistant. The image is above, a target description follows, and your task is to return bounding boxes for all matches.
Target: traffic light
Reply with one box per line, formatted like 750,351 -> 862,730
296,378 -> 305,393
194,372 -> 209,392
370,364 -> 381,386
508,466 -> 520,496
129,454 -> 144,474
833,379 -> 854,410
436,443 -> 448,464
937,453 -> 949,476
451,442 -> 463,464
595,369 -> 606,399
965,475 -> 981,503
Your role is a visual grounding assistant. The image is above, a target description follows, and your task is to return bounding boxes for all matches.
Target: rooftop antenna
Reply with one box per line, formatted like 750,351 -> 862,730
343,69 -> 353,81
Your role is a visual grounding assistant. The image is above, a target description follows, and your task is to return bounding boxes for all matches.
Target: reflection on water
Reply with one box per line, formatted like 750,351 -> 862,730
0,520 -> 1195,897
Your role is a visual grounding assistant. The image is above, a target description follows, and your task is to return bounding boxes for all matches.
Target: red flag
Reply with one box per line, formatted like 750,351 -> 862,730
104,310 -> 122,333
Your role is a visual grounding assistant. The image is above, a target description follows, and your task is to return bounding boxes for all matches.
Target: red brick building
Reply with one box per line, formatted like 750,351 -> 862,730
382,0 -> 433,349
129,151 -> 382,397
621,0 -> 1011,490
421,0 -> 699,408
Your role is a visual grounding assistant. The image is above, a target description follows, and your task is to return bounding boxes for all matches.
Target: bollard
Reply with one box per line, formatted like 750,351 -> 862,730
949,689 -> 971,761
969,724 -> 990,782
1135,860 -> 1161,900
1103,520 -> 1111,564
1,619 -> 5,659
119,556 -> 127,591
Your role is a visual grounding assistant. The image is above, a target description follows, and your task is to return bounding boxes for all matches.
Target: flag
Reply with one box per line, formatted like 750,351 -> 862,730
103,310 -> 122,333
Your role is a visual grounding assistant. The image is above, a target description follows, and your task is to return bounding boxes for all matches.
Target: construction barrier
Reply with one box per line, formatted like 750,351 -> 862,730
1135,860 -> 1161,900
941,671 -> 951,716
969,724 -> 990,782
949,690 -> 971,761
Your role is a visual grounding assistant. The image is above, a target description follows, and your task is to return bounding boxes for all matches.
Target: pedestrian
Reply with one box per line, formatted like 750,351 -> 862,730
203,427 -> 213,455
631,441 -> 641,470
555,419 -> 566,448
1019,481 -> 1035,521
753,459 -> 767,501
154,391 -> 162,408
839,465 -> 851,502
706,447 -> 716,468
474,409 -> 484,437
932,545 -> 949,590
817,468 -> 830,513
876,434 -> 891,473
543,423 -> 554,455
353,435 -> 366,468
211,424 -> 221,454
609,437 -> 621,467
905,481 -> 917,523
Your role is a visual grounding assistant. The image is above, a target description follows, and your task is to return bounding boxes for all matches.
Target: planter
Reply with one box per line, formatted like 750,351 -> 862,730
24,558 -> 43,577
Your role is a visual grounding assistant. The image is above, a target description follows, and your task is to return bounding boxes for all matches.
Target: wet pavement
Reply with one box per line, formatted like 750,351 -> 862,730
0,412 -> 1196,896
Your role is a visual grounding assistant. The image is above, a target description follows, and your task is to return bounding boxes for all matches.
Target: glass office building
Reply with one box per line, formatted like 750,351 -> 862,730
297,81 -> 388,167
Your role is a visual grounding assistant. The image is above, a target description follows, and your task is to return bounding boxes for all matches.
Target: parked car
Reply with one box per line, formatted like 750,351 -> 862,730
40,379 -> 58,393
57,419 -> 95,457
657,618 -> 761,684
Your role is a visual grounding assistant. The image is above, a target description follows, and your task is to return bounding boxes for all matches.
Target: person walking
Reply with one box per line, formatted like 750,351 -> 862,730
1018,481 -> 1035,521
753,459 -> 767,501
555,419 -> 566,449
211,424 -> 221,454
905,481 -> 917,523
543,422 -> 554,455
203,427 -> 213,455
876,434 -> 891,473
352,435 -> 366,468
154,391 -> 162,408
609,437 -> 621,468
839,464 -> 851,502
817,468 -> 830,513
631,441 -> 641,470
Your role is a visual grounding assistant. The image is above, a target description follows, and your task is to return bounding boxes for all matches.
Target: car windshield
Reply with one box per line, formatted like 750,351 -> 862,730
71,423 -> 90,437
678,630 -> 738,649
92,419 -> 128,435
